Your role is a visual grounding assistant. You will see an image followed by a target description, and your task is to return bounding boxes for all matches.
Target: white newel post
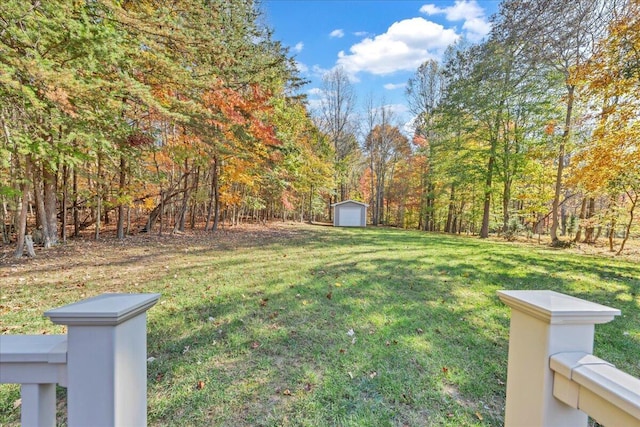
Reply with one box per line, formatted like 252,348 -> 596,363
45,293 -> 160,427
497,290 -> 620,427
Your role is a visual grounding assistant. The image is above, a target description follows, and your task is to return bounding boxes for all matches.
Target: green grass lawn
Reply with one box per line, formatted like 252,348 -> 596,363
1,224 -> 638,426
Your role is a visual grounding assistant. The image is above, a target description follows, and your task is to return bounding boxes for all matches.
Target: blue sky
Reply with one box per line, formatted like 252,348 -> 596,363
261,0 -> 500,129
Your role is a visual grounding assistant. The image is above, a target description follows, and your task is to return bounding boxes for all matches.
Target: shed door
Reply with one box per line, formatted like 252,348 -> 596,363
339,206 -> 361,226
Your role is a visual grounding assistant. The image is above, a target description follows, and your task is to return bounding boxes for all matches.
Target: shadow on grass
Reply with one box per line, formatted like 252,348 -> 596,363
140,227 -> 638,426
1,225 -> 637,426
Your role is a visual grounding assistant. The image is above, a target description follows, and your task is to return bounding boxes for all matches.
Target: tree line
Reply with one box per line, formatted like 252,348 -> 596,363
1,0 -> 336,258
1,0 -> 637,257
323,0 -> 638,254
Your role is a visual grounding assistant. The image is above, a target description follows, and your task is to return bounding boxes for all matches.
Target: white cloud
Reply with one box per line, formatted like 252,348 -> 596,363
420,0 -> 491,42
294,42 -> 304,53
336,17 -> 458,76
307,97 -> 323,112
353,31 -> 369,37
419,5 -> 441,15
462,18 -> 491,42
385,103 -> 409,116
403,116 -> 419,136
295,61 -> 309,73
304,88 -> 323,112
330,29 -> 345,38
384,82 -> 406,90
312,64 -> 331,78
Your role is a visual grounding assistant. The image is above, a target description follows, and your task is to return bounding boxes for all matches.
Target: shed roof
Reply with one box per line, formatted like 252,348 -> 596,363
331,199 -> 369,207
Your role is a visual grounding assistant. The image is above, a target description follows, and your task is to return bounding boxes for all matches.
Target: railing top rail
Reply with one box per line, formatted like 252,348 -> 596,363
0,335 -> 67,364
551,352 -> 640,422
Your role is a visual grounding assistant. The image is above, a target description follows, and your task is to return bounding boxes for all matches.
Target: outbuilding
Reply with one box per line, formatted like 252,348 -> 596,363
331,200 -> 368,227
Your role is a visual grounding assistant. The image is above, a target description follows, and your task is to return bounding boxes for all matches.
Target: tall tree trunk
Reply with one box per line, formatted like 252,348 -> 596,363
373,183 -> 379,226
126,206 -> 131,236
617,191 -> 637,255
574,197 -> 587,242
551,85 -> 575,244
446,184 -> 455,233
32,161 -> 51,247
158,190 -> 165,235
117,154 -> 126,239
42,164 -> 58,247
377,174 -> 385,225
583,197 -> 595,243
73,167 -> 79,237
386,194 -> 391,226
14,156 -> 31,258
205,168 -> 215,231
607,196 -> 617,252
1,199 -> 8,244
94,151 -> 103,240
61,164 -> 68,242
370,156 -> 375,224
608,219 -> 616,252
480,142 -> 496,238
308,185 -> 314,224
175,188 -> 189,233
212,156 -> 220,231
190,166 -> 200,230
425,182 -> 435,232
458,200 -> 466,234
175,160 -> 189,233
502,178 -> 512,234
418,171 -> 426,230
95,191 -> 102,239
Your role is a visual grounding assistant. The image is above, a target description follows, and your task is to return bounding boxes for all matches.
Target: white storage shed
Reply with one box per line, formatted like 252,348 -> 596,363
332,200 -> 368,227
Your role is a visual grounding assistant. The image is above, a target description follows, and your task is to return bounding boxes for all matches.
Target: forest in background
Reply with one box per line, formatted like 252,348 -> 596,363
1,0 -> 638,258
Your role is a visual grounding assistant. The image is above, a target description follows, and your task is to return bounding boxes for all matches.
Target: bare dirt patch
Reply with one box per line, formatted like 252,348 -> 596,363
0,222 -> 311,322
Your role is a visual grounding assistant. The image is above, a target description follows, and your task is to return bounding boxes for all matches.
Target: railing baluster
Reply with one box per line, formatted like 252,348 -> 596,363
20,383 -> 56,427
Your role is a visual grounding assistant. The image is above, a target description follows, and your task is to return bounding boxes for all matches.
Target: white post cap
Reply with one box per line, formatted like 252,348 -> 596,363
498,290 -> 620,325
45,293 -> 161,326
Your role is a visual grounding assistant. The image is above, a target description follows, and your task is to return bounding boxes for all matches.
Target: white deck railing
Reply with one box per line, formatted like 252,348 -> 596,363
4,290 -> 636,426
0,293 -> 160,427
499,290 -> 640,427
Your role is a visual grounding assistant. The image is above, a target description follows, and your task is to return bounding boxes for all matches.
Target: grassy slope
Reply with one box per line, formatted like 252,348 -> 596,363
1,224 -> 638,426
